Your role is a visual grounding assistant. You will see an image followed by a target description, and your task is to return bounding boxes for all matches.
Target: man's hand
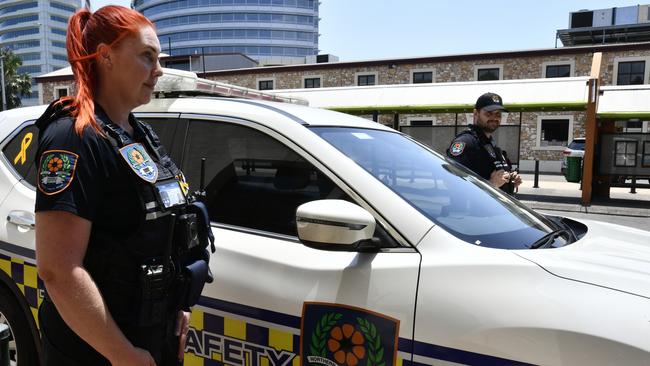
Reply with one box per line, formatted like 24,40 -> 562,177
176,310 -> 191,361
509,171 -> 522,188
489,169 -> 510,188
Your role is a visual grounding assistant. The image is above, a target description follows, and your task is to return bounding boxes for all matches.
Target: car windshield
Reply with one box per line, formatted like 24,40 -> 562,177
311,127 -> 557,249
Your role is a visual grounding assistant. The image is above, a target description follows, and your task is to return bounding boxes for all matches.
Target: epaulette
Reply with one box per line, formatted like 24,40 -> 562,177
35,98 -> 75,130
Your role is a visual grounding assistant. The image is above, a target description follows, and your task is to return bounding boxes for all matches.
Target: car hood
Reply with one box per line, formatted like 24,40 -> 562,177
516,219 -> 650,298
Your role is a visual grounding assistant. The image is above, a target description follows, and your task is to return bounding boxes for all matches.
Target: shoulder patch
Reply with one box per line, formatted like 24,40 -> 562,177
38,150 -> 79,195
119,143 -> 158,183
449,142 -> 466,156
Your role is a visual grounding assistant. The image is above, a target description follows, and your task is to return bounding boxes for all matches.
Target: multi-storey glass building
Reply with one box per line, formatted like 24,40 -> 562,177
133,0 -> 319,66
0,0 -> 80,106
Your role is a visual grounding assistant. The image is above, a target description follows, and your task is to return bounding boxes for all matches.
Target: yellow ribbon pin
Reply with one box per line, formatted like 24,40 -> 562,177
13,132 -> 33,166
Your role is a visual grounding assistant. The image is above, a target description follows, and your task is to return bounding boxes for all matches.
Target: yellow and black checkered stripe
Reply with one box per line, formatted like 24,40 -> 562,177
0,252 -> 43,326
184,305 -> 302,366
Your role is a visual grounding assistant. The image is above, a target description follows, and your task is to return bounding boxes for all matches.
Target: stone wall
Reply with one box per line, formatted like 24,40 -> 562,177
208,50 -> 632,89
41,80 -> 77,105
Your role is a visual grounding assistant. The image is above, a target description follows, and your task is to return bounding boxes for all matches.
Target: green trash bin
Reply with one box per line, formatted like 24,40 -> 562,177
565,156 -> 582,183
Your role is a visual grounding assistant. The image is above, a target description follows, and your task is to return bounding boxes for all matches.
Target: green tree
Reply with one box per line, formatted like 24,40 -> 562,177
0,48 -> 33,111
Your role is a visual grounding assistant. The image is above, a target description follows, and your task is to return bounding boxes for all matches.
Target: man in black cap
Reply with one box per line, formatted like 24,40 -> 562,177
447,92 -> 522,194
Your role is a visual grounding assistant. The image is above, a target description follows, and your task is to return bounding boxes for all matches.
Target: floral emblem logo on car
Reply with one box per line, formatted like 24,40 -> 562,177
301,302 -> 399,366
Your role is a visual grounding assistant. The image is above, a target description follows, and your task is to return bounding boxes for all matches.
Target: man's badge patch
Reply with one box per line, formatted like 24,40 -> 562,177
119,143 -> 158,183
450,142 -> 466,156
38,150 -> 79,195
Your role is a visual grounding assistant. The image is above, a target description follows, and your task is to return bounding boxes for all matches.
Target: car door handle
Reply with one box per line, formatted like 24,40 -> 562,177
7,210 -> 35,229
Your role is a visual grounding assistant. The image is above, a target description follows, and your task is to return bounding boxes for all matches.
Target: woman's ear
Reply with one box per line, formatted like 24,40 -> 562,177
96,44 -> 113,70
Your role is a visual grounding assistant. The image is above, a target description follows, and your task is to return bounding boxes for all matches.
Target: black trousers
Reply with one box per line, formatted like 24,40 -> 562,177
39,299 -> 181,365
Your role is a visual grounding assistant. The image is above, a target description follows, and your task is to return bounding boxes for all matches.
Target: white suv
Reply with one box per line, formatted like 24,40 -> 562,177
0,90 -> 649,365
560,137 -> 585,175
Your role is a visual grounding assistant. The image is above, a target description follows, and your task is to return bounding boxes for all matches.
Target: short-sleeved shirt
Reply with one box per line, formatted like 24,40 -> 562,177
35,106 -> 146,238
446,124 -> 508,180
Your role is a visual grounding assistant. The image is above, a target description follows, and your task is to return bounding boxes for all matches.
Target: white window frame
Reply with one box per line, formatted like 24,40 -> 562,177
54,86 -> 70,99
535,115 -> 574,150
404,115 -> 436,126
473,64 -> 503,81
302,75 -> 322,89
410,68 -> 435,84
355,71 -> 378,86
256,77 -> 276,90
613,56 -> 650,85
541,60 -> 575,78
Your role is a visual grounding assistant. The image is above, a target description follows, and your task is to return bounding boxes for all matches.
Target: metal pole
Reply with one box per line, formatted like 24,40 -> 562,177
202,46 -> 206,74
0,56 -> 6,111
533,159 -> 540,188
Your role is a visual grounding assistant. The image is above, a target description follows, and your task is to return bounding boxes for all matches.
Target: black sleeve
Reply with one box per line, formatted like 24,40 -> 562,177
35,118 -> 107,221
447,134 -> 481,173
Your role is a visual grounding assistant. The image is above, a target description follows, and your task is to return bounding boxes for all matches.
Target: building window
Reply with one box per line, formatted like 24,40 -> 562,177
614,140 -> 637,167
55,87 -> 68,99
617,61 -> 645,85
357,74 -> 376,86
258,79 -> 274,90
412,71 -> 433,84
643,141 -> 650,167
539,119 -> 570,147
545,64 -> 571,78
304,77 -> 320,88
408,120 -> 433,126
477,68 -> 500,81
474,65 -> 503,81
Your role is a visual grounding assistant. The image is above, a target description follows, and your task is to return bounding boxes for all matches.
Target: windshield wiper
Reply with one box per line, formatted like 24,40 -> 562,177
529,229 -> 574,249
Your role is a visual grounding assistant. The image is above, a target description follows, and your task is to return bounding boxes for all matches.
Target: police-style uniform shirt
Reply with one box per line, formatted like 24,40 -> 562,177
447,124 -> 511,191
34,104 -> 173,365
35,106 -> 142,235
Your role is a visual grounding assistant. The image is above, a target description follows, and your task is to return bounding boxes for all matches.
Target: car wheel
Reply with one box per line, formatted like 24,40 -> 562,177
0,286 -> 40,366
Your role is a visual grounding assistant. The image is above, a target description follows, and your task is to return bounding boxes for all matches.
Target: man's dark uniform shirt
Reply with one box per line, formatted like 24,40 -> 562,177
447,124 -> 513,192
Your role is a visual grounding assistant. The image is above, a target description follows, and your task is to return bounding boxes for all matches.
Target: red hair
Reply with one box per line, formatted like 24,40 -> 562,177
61,6 -> 155,136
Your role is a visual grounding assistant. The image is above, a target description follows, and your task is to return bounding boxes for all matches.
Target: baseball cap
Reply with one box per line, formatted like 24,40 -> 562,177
475,92 -> 508,112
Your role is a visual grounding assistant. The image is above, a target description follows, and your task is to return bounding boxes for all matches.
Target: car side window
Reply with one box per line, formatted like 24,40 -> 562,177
182,119 -> 350,236
1,123 -> 39,187
139,117 -> 181,159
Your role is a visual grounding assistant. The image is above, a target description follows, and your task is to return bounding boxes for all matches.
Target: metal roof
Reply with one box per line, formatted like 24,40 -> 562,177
598,84 -> 650,118
271,77 -> 591,114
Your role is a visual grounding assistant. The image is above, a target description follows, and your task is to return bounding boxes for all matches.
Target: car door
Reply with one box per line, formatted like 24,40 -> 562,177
178,116 -> 421,366
0,122 -> 40,252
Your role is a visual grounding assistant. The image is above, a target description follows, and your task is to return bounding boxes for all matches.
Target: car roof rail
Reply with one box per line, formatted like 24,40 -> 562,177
153,68 -> 307,106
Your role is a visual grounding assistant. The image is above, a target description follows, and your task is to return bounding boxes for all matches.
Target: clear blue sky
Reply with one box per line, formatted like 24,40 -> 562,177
91,0 -> 646,61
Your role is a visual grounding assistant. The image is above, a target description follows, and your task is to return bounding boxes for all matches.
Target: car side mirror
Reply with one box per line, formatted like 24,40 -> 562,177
296,200 -> 377,251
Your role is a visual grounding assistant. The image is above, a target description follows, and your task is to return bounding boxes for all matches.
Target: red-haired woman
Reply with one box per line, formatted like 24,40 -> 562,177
35,5 -> 192,365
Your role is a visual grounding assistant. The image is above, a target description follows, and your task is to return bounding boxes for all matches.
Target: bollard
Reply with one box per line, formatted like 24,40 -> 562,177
533,160 -> 540,188
0,323 -> 10,366
630,176 -> 637,194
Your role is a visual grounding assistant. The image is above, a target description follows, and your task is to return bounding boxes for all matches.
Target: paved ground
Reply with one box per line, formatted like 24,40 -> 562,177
514,173 -> 650,218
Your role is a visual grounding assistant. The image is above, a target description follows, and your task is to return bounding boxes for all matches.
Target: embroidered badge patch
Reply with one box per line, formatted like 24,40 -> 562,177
38,150 -> 79,195
450,142 -> 466,156
301,302 -> 400,366
119,143 -> 158,183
